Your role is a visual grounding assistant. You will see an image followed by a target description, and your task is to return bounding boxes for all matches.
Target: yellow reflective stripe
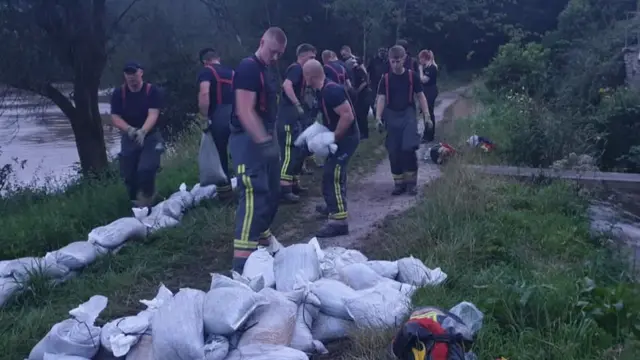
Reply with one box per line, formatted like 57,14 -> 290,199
237,164 -> 254,242
260,229 -> 272,238
333,164 -> 345,214
280,125 -> 292,179
411,341 -> 426,360
392,173 -> 404,180
329,211 -> 348,220
233,239 -> 258,250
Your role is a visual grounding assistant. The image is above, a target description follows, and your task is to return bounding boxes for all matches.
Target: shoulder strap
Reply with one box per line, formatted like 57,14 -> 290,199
384,73 -> 389,105
246,58 -> 266,111
145,83 -> 152,95
408,70 -> 414,103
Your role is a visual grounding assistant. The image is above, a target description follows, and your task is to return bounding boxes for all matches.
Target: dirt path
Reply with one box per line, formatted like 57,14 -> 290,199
283,86 -> 471,249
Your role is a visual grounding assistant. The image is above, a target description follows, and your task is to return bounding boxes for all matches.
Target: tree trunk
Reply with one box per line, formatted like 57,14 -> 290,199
70,81 -> 109,176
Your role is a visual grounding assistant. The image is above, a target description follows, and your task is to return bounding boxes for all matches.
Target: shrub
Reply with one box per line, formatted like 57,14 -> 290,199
483,41 -> 550,97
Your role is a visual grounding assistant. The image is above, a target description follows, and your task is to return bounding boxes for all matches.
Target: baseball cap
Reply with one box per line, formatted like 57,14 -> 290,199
123,61 -> 143,73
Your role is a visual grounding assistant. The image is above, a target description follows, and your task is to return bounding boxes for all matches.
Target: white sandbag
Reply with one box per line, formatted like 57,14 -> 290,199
311,313 -> 354,343
125,334 -> 152,360
45,242 -> 99,270
237,288 -> 303,347
88,217 -> 147,249
243,248 -> 275,288
0,276 -> 21,307
319,247 -> 368,280
344,285 -> 411,329
396,256 -> 447,286
203,275 -> 268,335
264,235 -> 284,255
226,344 -> 309,360
101,315 -> 150,356
274,242 -> 321,291
294,122 -> 330,147
43,354 -> 90,360
232,271 -> 266,292
445,301 -> 484,339
309,278 -> 357,320
339,262 -> 387,290
366,260 -> 399,279
307,133 -> 338,157
140,212 -> 180,233
151,288 -> 206,360
190,183 -> 217,205
168,183 -> 195,209
204,335 -> 229,360
198,132 -> 227,187
290,304 -> 327,354
29,295 -> 108,360
0,256 -> 69,281
139,284 -> 174,317
152,199 -> 184,220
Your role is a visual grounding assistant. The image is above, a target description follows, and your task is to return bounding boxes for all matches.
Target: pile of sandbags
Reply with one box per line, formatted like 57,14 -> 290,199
0,181 -> 237,309
27,238 -> 465,360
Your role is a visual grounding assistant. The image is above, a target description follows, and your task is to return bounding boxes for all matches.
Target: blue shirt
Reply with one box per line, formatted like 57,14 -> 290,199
231,55 -> 278,131
281,62 -> 304,106
324,61 -> 348,85
377,70 -> 424,111
197,63 -> 234,115
319,80 -> 358,136
110,83 -> 162,128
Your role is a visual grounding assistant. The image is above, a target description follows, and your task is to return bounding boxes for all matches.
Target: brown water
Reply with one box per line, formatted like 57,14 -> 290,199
0,91 -> 120,187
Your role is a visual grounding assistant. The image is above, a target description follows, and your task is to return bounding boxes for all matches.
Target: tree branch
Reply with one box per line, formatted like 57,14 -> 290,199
106,0 -> 142,40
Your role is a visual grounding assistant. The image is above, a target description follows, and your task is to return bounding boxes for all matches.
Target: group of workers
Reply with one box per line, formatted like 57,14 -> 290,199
109,27 -> 440,274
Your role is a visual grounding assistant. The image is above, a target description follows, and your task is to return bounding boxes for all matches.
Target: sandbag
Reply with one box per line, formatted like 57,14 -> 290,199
151,288 -> 206,360
242,248 -> 275,289
344,284 -> 411,329
190,183 -> 217,205
225,344 -> 309,360
0,276 -> 21,307
101,315 -> 150,356
307,132 -> 338,157
203,274 -> 268,335
204,335 -> 229,360
309,278 -> 357,320
151,199 -> 184,220
290,303 -> 327,354
311,313 -> 354,343
0,256 -> 69,281
339,262 -> 388,290
366,260 -> 399,279
319,247 -> 368,280
232,271 -> 266,292
29,295 -> 108,360
125,334 -> 152,360
396,256 -> 447,286
43,354 -> 90,360
237,288 -> 303,347
274,242 -> 321,292
198,132 -> 227,186
88,217 -> 147,249
294,122 -> 330,148
140,212 -> 180,233
168,183 -> 195,210
45,242 -> 99,270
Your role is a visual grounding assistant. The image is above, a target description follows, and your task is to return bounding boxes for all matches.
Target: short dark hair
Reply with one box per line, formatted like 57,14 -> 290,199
265,27 -> 287,45
199,48 -> 219,63
388,45 -> 406,60
341,45 -> 351,52
296,43 -> 316,57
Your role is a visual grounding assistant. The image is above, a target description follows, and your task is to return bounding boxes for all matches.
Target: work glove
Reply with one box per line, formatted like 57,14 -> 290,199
197,113 -> 209,132
376,118 -> 384,133
295,103 -> 305,117
256,137 -> 280,162
126,126 -> 138,139
134,128 -> 147,146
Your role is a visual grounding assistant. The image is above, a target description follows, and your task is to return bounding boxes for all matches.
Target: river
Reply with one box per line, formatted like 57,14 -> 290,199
0,90 -> 120,188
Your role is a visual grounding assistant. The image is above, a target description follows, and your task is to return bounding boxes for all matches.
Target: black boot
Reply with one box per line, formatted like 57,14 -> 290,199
406,183 -> 418,196
292,180 -> 308,196
315,204 -> 329,216
316,219 -> 349,238
217,184 -> 236,205
280,185 -> 300,204
391,183 -> 407,196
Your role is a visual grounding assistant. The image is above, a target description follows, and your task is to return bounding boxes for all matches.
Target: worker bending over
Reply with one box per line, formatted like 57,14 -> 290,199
303,59 -> 360,238
229,27 -> 287,272
322,50 -> 352,90
375,45 -> 431,196
278,43 -> 317,204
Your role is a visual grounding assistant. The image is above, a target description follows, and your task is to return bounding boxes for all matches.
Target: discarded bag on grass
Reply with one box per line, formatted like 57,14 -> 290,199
397,256 -> 447,287
198,131 -> 227,186
43,354 -> 90,360
45,241 -> 99,271
242,247 -> 276,289
0,276 -> 21,307
311,312 -> 354,343
29,295 -> 108,360
274,240 -> 321,291
0,256 -> 69,281
190,183 -> 217,205
88,217 -> 147,250
344,283 -> 412,329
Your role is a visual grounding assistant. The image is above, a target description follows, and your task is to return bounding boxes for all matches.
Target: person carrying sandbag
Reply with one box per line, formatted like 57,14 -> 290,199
196,48 -> 235,202
110,61 -> 164,208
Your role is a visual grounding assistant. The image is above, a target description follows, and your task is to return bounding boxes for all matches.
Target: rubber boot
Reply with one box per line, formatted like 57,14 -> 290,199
405,172 -> 418,196
280,185 -> 300,204
136,191 -> 154,208
406,183 -> 418,196
217,184 -> 236,205
315,204 -> 329,216
316,218 -> 349,238
391,183 -> 407,196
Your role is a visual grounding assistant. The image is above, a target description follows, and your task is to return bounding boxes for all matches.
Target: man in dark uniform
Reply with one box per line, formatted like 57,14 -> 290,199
230,27 -> 287,273
303,59 -> 359,238
375,46 -> 431,196
278,43 -> 317,204
322,50 -> 352,89
110,61 -> 163,207
367,47 -> 388,117
396,39 -> 419,72
196,48 -> 234,202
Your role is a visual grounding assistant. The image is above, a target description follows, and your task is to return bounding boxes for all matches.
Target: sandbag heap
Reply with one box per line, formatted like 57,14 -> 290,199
0,181 -> 237,309
26,238 -> 469,360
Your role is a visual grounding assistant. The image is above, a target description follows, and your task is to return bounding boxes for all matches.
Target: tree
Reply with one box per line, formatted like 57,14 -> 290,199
329,0 -> 394,57
0,0 -> 140,175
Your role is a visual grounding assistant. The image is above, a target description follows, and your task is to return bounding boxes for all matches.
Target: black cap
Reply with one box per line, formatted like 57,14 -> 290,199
123,61 -> 143,73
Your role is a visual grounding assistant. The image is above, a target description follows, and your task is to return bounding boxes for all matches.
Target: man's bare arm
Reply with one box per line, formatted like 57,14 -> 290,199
111,115 -> 131,132
198,81 -> 210,117
236,89 -> 269,143
417,93 -> 429,115
333,101 -> 355,141
282,79 -> 301,105
375,95 -> 385,120
141,109 -> 160,133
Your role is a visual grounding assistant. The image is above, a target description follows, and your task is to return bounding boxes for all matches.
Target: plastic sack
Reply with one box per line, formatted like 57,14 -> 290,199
152,199 -> 184,220
136,284 -> 174,328
0,277 -> 21,307
203,274 -> 268,335
344,285 -> 411,329
444,301 -> 484,340
0,256 -> 69,281
274,242 -> 321,292
339,262 -> 389,290
225,344 -> 309,360
190,183 -> 217,205
29,295 -> 109,360
198,132 -> 227,187
243,248 -> 275,289
319,247 -> 368,280
294,122 -> 331,148
396,256 -> 447,286
43,355 -> 90,360
45,242 -> 99,271
140,212 -> 180,233
125,334 -> 152,360
88,217 -> 147,249
168,183 -> 195,209
232,271 -> 266,292
366,260 -> 399,279
237,288 -> 303,347
290,303 -> 327,354
310,278 -> 358,320
204,335 -> 229,360
307,132 -> 338,157
151,288 -> 206,360
311,313 -> 354,343
101,315 -> 150,356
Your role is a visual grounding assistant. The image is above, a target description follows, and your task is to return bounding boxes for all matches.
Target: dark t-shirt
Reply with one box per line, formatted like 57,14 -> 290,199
231,55 -> 278,131
422,64 -> 438,87
324,61 -> 348,85
320,80 -> 358,136
197,63 -> 234,115
281,62 -> 305,106
352,66 -> 368,90
110,83 -> 162,128
377,70 -> 424,111
367,57 -> 388,91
